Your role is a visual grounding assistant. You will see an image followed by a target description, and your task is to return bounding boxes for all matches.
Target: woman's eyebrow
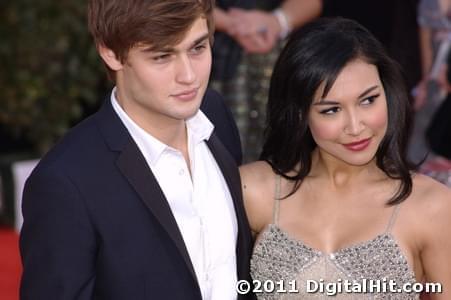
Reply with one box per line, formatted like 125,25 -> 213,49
314,85 -> 380,105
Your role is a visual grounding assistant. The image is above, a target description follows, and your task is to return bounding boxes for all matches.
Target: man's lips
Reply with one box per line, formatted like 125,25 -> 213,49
343,138 -> 372,151
171,88 -> 199,101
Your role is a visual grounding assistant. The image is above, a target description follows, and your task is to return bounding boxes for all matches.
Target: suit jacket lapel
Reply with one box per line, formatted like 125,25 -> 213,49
95,99 -> 199,287
206,134 -> 253,281
206,134 -> 242,214
116,139 -> 199,284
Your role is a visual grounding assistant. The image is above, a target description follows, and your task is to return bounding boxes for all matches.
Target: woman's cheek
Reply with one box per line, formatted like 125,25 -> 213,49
309,120 -> 342,141
368,104 -> 388,132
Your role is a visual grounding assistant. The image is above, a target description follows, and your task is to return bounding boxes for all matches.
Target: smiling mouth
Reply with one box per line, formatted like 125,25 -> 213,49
343,138 -> 372,151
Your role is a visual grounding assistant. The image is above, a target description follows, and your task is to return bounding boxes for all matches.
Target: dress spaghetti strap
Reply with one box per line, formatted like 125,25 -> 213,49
385,204 -> 402,233
272,174 -> 282,225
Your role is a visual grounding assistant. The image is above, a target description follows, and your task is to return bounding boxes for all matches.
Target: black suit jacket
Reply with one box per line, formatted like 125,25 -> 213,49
200,90 -> 242,165
20,89 -> 254,299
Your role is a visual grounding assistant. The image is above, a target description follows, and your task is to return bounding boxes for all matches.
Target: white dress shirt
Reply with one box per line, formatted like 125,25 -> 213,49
111,89 -> 238,300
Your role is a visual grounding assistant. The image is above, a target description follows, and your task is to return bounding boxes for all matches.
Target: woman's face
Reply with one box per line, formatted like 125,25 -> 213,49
307,59 -> 388,166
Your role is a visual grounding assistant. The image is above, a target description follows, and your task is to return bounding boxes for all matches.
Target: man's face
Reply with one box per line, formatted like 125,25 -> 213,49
107,17 -> 212,128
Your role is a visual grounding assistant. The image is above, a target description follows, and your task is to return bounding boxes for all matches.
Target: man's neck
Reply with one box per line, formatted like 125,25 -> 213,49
126,106 -> 189,153
114,92 -> 189,150
123,103 -> 192,173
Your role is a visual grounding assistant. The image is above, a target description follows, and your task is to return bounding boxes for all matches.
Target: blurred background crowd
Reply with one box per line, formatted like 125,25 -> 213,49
0,0 -> 450,297
2,0 -> 451,218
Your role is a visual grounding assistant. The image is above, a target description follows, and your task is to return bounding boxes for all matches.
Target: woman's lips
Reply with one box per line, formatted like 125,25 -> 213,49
343,138 -> 371,151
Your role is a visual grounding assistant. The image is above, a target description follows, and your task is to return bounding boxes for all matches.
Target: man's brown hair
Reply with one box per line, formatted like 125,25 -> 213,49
88,0 -> 214,79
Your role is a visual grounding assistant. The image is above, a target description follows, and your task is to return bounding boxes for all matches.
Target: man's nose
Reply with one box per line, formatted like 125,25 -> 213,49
175,55 -> 196,84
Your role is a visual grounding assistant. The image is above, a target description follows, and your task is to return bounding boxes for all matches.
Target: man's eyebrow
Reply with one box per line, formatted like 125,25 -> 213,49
140,33 -> 210,54
141,45 -> 173,54
313,85 -> 380,106
189,33 -> 210,48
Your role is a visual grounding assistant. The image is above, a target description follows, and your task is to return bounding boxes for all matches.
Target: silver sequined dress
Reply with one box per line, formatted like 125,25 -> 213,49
250,177 -> 419,299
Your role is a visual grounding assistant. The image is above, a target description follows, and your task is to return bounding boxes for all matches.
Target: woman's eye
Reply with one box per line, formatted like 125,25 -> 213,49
361,94 -> 379,105
320,107 -> 341,115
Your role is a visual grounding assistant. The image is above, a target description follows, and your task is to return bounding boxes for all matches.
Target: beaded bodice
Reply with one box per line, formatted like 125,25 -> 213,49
250,177 -> 419,299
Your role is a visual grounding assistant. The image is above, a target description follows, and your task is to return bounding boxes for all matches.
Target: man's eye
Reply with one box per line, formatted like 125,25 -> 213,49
192,44 -> 207,54
153,54 -> 170,61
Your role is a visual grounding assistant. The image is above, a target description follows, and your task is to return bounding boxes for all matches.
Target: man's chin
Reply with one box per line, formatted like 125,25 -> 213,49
183,106 -> 202,121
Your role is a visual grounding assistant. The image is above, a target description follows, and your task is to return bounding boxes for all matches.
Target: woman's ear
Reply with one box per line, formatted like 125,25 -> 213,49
97,44 -> 123,71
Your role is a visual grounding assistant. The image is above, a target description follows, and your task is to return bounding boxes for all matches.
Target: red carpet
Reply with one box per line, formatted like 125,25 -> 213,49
0,227 -> 21,300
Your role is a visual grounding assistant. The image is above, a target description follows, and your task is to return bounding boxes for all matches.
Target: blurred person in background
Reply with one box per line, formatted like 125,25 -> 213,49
321,0 -> 422,94
211,0 -> 322,162
411,0 -> 451,167
421,45 -> 451,186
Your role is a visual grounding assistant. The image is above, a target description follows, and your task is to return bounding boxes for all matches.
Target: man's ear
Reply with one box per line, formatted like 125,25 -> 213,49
98,44 -> 123,71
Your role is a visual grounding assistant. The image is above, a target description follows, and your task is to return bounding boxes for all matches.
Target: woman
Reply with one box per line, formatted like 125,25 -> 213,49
240,18 -> 451,299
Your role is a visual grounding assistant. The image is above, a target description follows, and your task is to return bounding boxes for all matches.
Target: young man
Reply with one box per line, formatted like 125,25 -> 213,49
19,1 -> 254,299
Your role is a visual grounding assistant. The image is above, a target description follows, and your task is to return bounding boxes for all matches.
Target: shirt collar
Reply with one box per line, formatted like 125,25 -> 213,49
110,87 -> 214,165
186,106 -> 214,145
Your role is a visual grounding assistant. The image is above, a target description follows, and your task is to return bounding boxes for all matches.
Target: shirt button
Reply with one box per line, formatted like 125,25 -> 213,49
179,169 -> 185,176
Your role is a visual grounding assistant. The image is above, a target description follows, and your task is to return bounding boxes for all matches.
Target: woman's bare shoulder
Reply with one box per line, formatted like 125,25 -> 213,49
239,161 -> 277,233
409,174 -> 451,292
240,161 -> 275,186
409,173 -> 451,232
411,173 -> 451,206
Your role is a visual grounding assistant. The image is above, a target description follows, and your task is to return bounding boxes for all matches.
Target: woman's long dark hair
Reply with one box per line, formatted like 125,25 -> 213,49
260,17 -> 416,205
